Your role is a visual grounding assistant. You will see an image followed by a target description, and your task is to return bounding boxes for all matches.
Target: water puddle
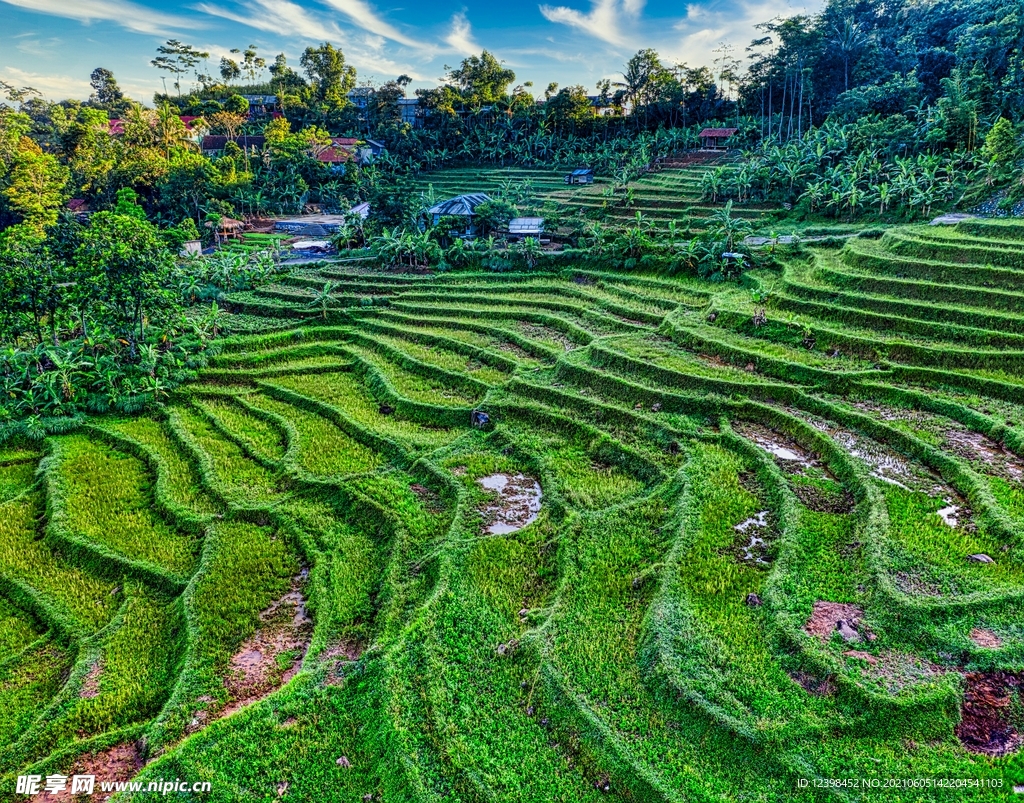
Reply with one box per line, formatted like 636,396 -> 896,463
478,473 -> 542,534
733,510 -> 774,566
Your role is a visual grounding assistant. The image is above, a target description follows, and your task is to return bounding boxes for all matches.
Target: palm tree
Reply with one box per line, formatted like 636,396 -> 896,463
307,282 -> 336,319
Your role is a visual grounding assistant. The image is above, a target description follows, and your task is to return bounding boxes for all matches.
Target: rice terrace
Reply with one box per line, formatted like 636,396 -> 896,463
4,0 -> 1024,800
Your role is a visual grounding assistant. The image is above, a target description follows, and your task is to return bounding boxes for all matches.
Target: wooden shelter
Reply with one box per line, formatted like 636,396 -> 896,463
564,168 -> 594,185
206,216 -> 244,245
698,128 -> 738,150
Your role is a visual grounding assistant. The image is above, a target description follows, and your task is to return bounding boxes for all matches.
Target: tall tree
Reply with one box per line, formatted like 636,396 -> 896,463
446,51 -> 516,104
151,40 -> 210,96
300,43 -> 357,105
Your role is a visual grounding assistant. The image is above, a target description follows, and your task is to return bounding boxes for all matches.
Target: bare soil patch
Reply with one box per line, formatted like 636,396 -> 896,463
79,662 -> 102,699
222,576 -> 313,716
40,743 -> 143,800
956,672 -> 1024,756
970,628 -> 1003,649
805,601 -> 869,642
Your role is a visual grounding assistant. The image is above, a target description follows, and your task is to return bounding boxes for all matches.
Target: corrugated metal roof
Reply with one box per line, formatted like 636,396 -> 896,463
570,167 -> 594,176
698,128 -> 738,138
427,193 -> 492,216
509,217 -> 544,233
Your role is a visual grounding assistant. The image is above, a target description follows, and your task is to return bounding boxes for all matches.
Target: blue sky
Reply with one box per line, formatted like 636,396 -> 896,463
1,0 -> 811,103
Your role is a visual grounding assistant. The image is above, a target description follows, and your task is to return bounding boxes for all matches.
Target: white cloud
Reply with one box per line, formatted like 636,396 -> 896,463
15,37 -> 62,58
0,0 -> 195,35
667,0 -> 804,68
0,65 -> 90,99
539,0 -> 644,47
318,0 -> 427,50
193,0 -> 345,41
444,12 -> 479,56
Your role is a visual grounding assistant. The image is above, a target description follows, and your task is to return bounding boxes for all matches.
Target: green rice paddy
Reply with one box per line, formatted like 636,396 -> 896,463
2,207 -> 1024,800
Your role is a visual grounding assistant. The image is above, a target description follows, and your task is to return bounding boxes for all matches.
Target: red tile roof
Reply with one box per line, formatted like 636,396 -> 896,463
316,137 -> 358,164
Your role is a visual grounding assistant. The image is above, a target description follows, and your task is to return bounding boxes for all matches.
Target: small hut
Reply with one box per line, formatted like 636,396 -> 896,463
206,216 -> 244,245
427,193 -> 492,236
564,168 -> 594,185
698,128 -> 738,151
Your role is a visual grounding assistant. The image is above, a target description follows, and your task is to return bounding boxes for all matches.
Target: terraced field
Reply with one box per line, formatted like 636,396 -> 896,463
3,216 -> 1024,800
412,163 -> 770,231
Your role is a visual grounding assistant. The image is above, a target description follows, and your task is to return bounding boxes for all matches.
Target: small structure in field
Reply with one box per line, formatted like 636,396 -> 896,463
427,193 -> 492,236
698,128 -> 738,151
349,202 -> 370,220
508,217 -> 545,240
207,216 -> 244,245
564,168 -> 594,185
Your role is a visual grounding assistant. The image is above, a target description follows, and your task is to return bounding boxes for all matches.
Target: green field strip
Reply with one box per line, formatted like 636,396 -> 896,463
494,406 -> 663,510
244,392 -> 384,480
2,584 -> 183,773
143,520 -> 298,750
770,286 -> 1024,350
268,371 -> 463,451
0,459 -> 34,505
710,305 -> 1024,373
605,331 -> 803,385
0,489 -> 118,635
540,493 -> 810,800
883,229 -> 1024,272
0,639 -> 70,763
348,328 -> 514,384
817,257 -> 1024,313
385,300 -> 600,344
222,290 -> 320,317
353,317 -> 534,371
167,404 -> 288,509
665,315 -> 881,383
367,309 -> 561,362
390,289 -> 661,330
216,326 -> 351,355
209,341 -> 350,370
842,237 -> 1024,292
0,597 -> 41,666
343,342 -> 488,408
43,434 -> 199,585
192,396 -> 290,466
783,255 -> 1024,337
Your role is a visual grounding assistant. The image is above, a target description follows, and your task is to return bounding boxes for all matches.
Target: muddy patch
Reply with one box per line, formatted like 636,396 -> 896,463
409,482 -> 445,513
788,670 -> 836,697
854,650 -> 945,695
40,743 -> 144,800
731,510 -> 775,567
805,601 -> 872,643
497,340 -> 535,361
970,628 -> 1003,649
222,577 -> 313,717
801,410 -> 942,495
736,422 -> 854,513
943,426 -> 1024,483
956,672 -> 1024,756
79,661 -> 102,699
736,422 -> 816,467
517,322 -> 576,352
478,473 -> 542,534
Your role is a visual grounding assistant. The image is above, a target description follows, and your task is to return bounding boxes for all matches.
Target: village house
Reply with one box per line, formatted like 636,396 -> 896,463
698,127 -> 739,150
427,193 -> 492,237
